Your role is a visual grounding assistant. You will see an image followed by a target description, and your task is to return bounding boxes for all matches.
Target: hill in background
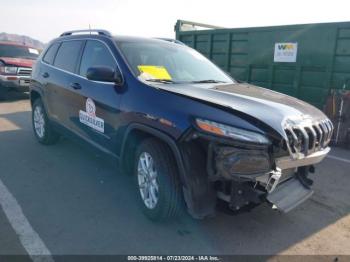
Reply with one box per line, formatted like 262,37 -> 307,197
0,32 -> 45,50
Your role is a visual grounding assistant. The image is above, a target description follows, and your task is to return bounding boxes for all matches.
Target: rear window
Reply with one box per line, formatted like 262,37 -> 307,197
43,43 -> 60,65
53,41 -> 83,73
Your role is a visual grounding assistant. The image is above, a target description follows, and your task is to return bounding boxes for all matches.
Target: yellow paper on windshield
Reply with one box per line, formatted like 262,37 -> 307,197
137,65 -> 172,80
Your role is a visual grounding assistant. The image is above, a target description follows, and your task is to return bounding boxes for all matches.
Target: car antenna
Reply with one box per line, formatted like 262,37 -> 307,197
89,24 -> 92,35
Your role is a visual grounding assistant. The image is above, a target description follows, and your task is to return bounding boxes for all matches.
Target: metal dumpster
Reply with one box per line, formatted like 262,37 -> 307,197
175,20 -> 350,109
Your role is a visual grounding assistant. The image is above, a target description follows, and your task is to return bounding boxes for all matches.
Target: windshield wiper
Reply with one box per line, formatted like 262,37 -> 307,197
190,79 -> 227,84
145,79 -> 175,84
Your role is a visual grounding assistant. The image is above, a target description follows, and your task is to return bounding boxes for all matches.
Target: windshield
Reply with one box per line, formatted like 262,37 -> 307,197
0,44 -> 39,59
117,40 -> 234,84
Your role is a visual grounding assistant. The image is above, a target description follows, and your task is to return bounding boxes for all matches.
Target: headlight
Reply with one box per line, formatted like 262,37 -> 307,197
195,118 -> 270,144
3,66 -> 18,74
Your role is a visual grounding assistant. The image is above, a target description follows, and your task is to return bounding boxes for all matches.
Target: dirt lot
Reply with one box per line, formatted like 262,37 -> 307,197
0,93 -> 349,257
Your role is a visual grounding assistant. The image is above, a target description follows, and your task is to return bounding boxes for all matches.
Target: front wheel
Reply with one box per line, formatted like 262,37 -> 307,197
32,99 -> 60,145
134,138 -> 183,221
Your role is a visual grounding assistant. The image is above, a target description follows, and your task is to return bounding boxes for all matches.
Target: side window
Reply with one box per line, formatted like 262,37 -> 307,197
79,40 -> 116,77
53,41 -> 83,73
42,43 -> 60,65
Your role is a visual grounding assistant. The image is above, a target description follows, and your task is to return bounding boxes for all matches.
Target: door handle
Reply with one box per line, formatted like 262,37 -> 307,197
70,82 -> 82,90
42,72 -> 49,78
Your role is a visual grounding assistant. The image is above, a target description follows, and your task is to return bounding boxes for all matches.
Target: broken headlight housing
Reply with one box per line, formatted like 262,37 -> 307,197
195,118 -> 270,145
215,147 -> 271,177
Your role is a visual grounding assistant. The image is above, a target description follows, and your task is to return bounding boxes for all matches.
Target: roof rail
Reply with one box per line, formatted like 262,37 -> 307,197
59,29 -> 112,37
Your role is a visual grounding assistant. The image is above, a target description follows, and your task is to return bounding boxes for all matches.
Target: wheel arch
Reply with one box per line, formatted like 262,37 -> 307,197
119,123 -> 187,184
30,89 -> 42,106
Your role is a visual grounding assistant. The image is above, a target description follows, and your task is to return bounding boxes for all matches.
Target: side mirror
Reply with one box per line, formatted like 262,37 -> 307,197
86,66 -> 123,85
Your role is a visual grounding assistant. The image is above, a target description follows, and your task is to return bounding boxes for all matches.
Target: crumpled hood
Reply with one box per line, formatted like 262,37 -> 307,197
0,57 -> 34,68
156,82 -> 328,139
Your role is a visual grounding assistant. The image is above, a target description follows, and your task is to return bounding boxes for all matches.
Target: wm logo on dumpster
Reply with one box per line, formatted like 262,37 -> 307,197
274,42 -> 298,62
277,44 -> 295,50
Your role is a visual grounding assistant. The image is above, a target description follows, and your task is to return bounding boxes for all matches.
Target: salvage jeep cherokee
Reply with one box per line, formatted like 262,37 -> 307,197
30,29 -> 333,221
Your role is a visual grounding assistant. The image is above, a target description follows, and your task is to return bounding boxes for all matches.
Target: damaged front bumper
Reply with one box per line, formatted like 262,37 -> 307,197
210,142 -> 330,213
180,123 -> 331,218
267,178 -> 313,213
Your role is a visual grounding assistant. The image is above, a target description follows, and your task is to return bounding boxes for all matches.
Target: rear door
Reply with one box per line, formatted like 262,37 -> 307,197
46,40 -> 84,129
39,42 -> 60,118
70,39 -> 123,153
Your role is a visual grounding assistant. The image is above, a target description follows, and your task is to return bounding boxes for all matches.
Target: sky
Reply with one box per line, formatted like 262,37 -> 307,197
1,0 -> 350,43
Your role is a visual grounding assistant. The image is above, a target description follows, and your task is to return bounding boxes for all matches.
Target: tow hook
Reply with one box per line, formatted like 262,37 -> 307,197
266,168 -> 282,193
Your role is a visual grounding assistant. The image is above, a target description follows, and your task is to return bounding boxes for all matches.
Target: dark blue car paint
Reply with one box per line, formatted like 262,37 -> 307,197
30,33 -> 329,163
29,33 -> 333,218
31,34 -> 268,161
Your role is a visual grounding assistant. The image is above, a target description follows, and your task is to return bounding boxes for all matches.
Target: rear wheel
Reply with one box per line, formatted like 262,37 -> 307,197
134,138 -> 183,221
32,98 -> 60,145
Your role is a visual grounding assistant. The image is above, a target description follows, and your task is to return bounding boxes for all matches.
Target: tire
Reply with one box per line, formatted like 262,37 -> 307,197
32,98 -> 60,145
134,138 -> 183,221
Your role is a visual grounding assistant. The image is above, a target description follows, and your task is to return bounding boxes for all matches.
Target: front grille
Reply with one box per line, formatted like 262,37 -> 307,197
17,67 -> 32,76
284,119 -> 333,158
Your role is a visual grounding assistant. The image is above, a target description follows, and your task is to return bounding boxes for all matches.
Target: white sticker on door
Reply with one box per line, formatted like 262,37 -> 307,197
274,43 -> 298,62
79,98 -> 104,133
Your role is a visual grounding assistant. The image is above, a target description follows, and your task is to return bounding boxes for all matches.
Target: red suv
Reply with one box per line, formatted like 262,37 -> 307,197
0,41 -> 40,98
